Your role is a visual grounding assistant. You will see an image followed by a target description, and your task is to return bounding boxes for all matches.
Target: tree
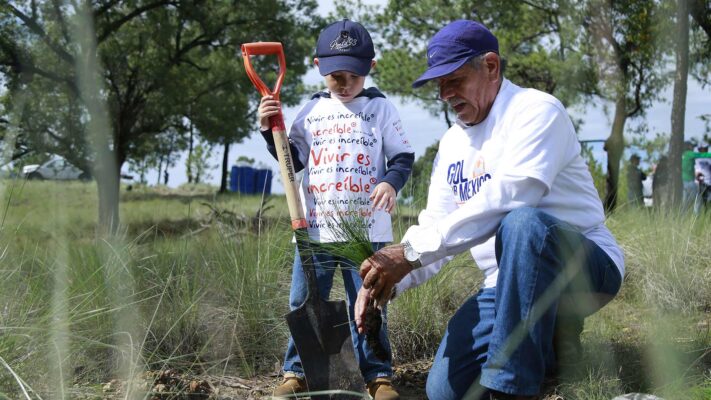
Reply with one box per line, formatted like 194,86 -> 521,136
582,0 -> 670,212
0,0 -> 320,233
662,0 -> 691,210
345,0 -> 596,192
689,0 -> 711,87
356,0 -> 594,118
185,139 -> 214,184
656,0 -> 711,210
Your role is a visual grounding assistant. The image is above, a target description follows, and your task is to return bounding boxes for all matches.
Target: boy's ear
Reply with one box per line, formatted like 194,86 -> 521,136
371,60 -> 376,69
314,57 -> 320,67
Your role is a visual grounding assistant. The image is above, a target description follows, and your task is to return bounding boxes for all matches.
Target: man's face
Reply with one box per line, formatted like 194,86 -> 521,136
436,54 -> 500,125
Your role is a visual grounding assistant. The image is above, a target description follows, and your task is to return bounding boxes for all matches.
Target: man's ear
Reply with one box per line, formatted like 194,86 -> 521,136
314,57 -> 320,67
371,60 -> 377,69
484,52 -> 500,81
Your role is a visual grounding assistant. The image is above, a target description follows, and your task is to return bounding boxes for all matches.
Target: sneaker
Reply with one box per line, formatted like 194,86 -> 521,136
367,377 -> 400,400
272,374 -> 307,398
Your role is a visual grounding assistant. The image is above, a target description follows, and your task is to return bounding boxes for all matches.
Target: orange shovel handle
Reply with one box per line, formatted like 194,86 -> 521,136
241,42 -> 287,100
242,41 -> 306,230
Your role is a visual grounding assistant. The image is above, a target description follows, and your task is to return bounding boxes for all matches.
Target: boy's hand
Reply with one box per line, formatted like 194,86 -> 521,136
370,182 -> 396,213
258,95 -> 280,131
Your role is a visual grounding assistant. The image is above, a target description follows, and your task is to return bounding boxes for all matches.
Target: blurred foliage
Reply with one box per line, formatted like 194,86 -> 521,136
0,0 -> 323,229
333,0 -> 711,214
336,0 -> 599,118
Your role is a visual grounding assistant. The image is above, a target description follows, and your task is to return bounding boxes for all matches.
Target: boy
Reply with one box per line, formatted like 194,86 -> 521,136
258,19 -> 414,400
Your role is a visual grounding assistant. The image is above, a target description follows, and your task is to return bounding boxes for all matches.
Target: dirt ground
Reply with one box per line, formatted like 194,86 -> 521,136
94,359 -> 566,399
94,360 -> 431,399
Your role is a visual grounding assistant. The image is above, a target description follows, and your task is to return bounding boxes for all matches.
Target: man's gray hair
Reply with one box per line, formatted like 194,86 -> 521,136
468,52 -> 506,77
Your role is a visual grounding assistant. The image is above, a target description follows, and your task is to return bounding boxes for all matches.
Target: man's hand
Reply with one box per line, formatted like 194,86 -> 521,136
355,244 -> 412,333
369,182 -> 396,213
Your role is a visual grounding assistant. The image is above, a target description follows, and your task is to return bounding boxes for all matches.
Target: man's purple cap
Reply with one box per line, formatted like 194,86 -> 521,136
412,20 -> 499,88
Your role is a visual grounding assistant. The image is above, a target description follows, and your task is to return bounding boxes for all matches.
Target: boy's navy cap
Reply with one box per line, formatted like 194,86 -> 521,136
316,19 -> 375,76
412,20 -> 498,88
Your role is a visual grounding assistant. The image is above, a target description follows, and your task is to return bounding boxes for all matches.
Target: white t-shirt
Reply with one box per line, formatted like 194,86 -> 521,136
398,79 -> 624,290
695,158 -> 711,185
290,92 -> 413,242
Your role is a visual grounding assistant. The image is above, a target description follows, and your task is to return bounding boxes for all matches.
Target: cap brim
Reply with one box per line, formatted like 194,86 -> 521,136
411,58 -> 470,88
318,56 -> 372,76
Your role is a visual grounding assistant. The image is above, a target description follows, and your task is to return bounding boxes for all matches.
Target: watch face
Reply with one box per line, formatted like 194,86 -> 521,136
403,244 -> 412,260
404,243 -> 419,263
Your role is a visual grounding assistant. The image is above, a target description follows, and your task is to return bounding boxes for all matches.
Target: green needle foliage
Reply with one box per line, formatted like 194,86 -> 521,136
309,210 -> 376,269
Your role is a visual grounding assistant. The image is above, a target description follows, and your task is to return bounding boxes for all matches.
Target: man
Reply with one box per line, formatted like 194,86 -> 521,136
626,154 -> 646,207
354,20 -> 624,400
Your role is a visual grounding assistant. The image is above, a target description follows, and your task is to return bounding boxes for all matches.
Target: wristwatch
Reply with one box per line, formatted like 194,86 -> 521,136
402,241 -> 422,269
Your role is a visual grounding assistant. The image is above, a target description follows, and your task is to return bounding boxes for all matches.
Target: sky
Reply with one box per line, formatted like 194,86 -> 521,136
144,0 -> 711,193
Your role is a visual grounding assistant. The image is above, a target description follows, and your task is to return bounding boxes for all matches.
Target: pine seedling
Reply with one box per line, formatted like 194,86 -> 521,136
309,208 -> 390,361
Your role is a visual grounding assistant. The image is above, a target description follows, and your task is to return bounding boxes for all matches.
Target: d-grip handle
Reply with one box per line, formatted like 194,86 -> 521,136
242,41 -> 305,229
241,42 -> 287,100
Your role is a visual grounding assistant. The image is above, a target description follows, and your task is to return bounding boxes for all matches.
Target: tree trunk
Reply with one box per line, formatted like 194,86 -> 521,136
156,154 -> 164,186
219,141 -> 230,193
604,95 -> 627,213
662,0 -> 690,210
96,167 -> 121,235
71,3 -> 120,235
187,119 -> 194,184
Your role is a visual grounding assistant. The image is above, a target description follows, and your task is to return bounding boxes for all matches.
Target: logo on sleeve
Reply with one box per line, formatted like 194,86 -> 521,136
446,158 -> 491,203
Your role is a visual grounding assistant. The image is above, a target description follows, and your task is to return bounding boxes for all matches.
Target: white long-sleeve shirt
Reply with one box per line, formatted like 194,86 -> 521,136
396,79 -> 624,293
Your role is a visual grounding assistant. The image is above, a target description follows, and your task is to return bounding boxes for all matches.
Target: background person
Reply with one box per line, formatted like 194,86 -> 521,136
681,141 -> 711,211
627,154 -> 646,207
652,155 -> 668,209
354,20 -> 624,400
694,143 -> 711,214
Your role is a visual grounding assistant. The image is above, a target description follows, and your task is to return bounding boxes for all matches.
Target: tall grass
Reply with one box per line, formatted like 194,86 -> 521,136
0,181 -> 294,397
0,181 -> 709,398
578,208 -> 711,399
388,257 -> 481,362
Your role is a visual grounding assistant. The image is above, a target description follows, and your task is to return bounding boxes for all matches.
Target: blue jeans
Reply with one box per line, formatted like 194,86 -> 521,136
426,208 -> 622,399
683,181 -> 698,211
283,242 -> 393,382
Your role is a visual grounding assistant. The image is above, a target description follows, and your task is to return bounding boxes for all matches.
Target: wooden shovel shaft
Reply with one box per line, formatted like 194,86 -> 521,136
270,123 -> 308,230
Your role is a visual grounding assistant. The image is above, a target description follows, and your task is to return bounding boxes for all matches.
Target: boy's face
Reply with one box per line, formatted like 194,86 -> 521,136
323,71 -> 366,103
314,58 -> 375,103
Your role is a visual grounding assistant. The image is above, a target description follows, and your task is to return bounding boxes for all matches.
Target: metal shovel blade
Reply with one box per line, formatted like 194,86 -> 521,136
285,249 -> 362,399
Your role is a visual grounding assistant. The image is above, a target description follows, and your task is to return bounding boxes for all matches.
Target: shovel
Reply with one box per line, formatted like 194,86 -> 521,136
241,42 -> 363,399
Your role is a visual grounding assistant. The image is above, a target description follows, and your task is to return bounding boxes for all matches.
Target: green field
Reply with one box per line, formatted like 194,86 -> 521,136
0,181 -> 709,399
